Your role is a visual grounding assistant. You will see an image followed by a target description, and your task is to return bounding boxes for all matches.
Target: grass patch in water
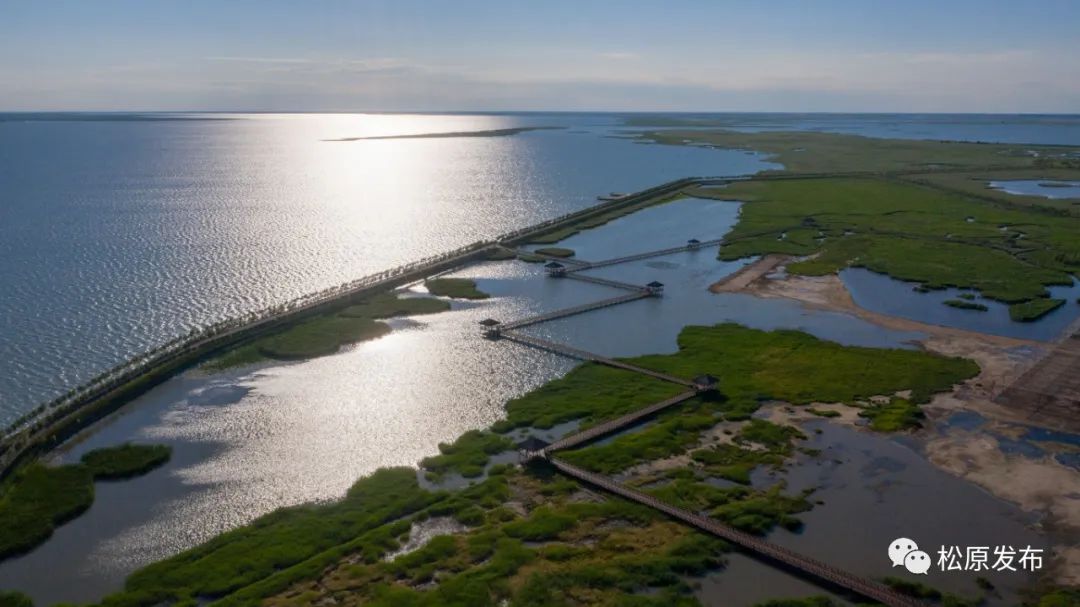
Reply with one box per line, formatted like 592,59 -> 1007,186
859,398 -> 925,432
204,293 -> 450,370
1009,298 -> 1066,322
80,443 -> 171,480
0,443 -> 170,560
532,247 -> 575,258
944,299 -> 989,312
420,430 -> 515,480
425,278 -> 489,300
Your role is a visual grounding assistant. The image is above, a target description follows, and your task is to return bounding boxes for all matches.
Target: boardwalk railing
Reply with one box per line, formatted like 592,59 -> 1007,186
500,332 -> 694,387
501,292 -> 650,331
548,458 -> 927,607
570,238 -> 724,271
561,273 -> 647,292
544,391 -> 698,452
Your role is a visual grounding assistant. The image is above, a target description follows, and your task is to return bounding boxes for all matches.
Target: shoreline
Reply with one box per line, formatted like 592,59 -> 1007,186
723,258 -> 1080,586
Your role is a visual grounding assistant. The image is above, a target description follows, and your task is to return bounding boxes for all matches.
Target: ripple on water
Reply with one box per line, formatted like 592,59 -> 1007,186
0,195 -> 958,605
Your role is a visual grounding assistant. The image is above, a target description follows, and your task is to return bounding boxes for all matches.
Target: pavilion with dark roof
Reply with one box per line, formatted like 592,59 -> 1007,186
687,238 -> 702,249
544,261 -> 566,277
646,280 -> 665,296
479,318 -> 502,339
693,374 -> 720,392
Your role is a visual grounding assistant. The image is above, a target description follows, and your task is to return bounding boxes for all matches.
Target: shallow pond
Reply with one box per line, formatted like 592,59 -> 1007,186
758,419 -> 1044,606
842,267 -> 1080,342
988,180 -> 1080,199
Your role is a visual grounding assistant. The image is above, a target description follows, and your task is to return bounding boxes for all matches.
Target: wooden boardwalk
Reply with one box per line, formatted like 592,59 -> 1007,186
547,458 -> 928,607
511,237 -> 722,274
573,238 -> 724,270
500,332 -> 694,387
500,292 -> 650,331
544,391 -> 698,452
562,272 -> 649,292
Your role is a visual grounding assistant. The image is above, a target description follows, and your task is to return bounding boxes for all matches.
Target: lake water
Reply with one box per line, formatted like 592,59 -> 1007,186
0,112 -> 776,423
988,179 -> 1080,199
1,113 -> 1075,605
0,197 -> 931,604
842,267 -> 1080,341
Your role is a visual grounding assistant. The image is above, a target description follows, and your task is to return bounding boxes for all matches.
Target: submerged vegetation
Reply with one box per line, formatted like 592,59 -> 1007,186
424,278 -> 489,300
715,178 -> 1080,304
0,443 -> 170,560
944,299 -> 989,312
204,292 -> 454,370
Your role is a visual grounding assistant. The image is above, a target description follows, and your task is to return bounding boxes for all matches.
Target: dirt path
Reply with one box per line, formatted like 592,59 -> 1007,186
709,254 -> 789,292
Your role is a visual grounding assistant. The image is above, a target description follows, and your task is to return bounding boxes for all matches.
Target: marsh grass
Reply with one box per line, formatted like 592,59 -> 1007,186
716,178 -> 1080,304
943,299 -> 989,312
203,293 -> 452,371
0,443 -> 171,560
80,443 -> 171,480
1009,298 -> 1066,322
638,128 -> 1079,174
532,247 -> 575,258
424,278 -> 489,300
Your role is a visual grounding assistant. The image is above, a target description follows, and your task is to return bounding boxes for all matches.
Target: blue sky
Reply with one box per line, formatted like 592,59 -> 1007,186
1,0 -> 1078,112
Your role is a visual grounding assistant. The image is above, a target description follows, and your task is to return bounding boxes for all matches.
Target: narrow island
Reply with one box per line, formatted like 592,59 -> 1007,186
323,126 -> 562,142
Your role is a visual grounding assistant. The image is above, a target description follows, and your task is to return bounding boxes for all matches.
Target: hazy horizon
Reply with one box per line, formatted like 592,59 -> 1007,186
2,0 -> 1079,114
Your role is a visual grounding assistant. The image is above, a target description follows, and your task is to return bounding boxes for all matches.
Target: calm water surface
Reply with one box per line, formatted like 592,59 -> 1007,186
0,197 -> 1037,606
842,267 -> 1080,341
0,112 -> 776,422
988,179 -> 1080,199
0,114 -> 1070,605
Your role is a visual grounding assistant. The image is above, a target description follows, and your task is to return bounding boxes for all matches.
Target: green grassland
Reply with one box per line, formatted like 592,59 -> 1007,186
0,443 -> 171,560
904,169 -> 1080,216
204,293 -> 454,371
425,278 -> 489,299
637,128 -> 1080,174
715,177 -> 1080,303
